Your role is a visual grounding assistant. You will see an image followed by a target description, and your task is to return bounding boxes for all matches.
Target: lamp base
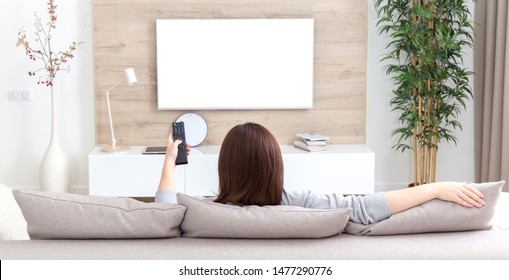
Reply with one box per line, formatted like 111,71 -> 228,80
101,145 -> 130,154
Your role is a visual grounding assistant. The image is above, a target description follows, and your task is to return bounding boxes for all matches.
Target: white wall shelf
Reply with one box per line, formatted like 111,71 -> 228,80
89,144 -> 375,197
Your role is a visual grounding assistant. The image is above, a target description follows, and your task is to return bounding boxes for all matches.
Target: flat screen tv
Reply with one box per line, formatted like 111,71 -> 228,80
156,18 -> 314,110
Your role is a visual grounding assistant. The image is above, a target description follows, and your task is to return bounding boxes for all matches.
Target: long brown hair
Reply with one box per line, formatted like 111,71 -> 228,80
214,123 -> 284,206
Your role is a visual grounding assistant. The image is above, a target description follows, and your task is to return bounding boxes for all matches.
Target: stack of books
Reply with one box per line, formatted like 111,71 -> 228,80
294,133 -> 329,152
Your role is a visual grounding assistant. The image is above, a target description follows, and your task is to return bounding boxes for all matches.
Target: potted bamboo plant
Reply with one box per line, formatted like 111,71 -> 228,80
374,0 -> 474,186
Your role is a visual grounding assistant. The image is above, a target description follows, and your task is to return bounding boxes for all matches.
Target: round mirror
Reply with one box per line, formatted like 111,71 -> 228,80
175,113 -> 208,147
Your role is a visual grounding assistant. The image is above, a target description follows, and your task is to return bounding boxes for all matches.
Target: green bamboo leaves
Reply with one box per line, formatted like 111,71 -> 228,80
375,0 -> 474,185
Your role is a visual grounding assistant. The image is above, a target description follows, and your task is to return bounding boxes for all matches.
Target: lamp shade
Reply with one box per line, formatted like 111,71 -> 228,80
124,68 -> 137,86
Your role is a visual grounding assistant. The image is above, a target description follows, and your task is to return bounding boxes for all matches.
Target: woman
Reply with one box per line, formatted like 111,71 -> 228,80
156,122 -> 485,224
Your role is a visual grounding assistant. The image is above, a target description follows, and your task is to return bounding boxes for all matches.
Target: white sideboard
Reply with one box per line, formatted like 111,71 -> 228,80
89,145 -> 375,197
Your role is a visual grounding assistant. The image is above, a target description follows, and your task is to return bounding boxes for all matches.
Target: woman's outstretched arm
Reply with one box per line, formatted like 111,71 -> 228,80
158,132 -> 180,192
283,181 -> 487,224
156,132 -> 190,203
384,182 -> 486,215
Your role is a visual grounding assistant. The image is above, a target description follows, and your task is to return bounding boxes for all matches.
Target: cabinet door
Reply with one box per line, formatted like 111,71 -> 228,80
184,155 -> 219,196
283,153 -> 374,195
89,154 -> 185,197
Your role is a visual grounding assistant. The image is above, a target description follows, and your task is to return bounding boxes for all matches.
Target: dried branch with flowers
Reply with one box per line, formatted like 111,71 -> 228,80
16,0 -> 83,87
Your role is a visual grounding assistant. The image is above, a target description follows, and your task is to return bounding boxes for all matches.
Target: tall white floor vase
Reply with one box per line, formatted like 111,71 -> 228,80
39,84 -> 71,192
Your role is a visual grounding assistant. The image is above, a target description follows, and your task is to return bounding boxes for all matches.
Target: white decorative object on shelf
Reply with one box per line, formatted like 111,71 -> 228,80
176,113 -> 208,147
16,1 -> 82,193
40,83 -> 70,193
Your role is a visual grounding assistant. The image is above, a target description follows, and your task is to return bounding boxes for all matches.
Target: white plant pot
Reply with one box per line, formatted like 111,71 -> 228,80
39,84 -> 70,192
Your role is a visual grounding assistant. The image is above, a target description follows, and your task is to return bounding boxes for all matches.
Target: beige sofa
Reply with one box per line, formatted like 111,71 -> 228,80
2,183 -> 508,260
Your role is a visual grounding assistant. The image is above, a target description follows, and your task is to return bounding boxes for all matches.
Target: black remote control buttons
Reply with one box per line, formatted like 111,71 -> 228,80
172,122 -> 188,165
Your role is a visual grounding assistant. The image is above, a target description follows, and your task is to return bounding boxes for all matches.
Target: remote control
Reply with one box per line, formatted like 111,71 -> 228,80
172,122 -> 188,165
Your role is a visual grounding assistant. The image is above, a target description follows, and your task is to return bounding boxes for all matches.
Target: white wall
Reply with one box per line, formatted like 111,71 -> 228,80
0,0 -> 94,191
367,0 -> 476,192
0,0 -> 474,192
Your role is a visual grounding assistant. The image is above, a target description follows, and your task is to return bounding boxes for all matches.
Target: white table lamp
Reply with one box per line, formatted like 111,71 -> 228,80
101,68 -> 137,153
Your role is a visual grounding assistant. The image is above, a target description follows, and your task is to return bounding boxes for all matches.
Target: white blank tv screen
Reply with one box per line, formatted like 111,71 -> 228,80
156,18 -> 314,110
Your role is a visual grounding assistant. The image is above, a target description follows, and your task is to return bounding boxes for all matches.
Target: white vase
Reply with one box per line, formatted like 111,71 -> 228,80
39,83 -> 71,192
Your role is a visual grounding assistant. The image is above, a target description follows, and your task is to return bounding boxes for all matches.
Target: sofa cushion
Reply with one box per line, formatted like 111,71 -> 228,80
0,184 -> 29,240
13,190 -> 187,239
345,181 -> 504,236
177,193 -> 352,238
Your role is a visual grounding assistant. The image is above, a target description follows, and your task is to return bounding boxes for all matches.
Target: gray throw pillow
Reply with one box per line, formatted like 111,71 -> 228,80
13,190 -> 186,239
345,181 -> 505,236
177,193 -> 352,238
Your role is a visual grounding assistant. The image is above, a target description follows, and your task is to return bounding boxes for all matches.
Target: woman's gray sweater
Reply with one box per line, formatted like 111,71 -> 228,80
155,189 -> 391,225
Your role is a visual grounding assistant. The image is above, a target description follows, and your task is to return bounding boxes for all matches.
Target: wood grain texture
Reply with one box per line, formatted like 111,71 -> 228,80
93,0 -> 367,146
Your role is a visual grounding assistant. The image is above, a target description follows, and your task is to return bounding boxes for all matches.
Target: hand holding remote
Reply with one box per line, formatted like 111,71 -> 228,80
158,130 -> 191,192
165,131 -> 191,164
171,122 -> 189,165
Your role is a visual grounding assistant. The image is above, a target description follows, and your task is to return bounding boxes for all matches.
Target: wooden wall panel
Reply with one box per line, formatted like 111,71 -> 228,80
93,0 -> 367,146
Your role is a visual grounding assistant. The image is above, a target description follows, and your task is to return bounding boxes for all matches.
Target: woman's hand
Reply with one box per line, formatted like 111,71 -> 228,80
431,182 -> 486,208
165,132 -> 191,163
